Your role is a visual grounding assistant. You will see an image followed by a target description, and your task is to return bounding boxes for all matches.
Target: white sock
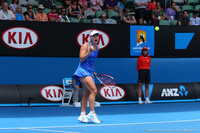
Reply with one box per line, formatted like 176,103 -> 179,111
81,112 -> 86,115
138,97 -> 142,101
90,111 -> 95,114
146,97 -> 149,101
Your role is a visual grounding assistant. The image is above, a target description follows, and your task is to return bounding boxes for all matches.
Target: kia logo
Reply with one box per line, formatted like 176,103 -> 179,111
1,27 -> 39,49
40,86 -> 63,102
76,29 -> 110,49
100,86 -> 125,100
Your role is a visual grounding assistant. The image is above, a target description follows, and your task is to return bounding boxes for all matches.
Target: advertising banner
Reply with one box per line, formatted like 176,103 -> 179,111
0,21 -> 130,57
0,83 -> 198,106
130,26 -> 155,56
192,83 -> 200,101
96,84 -> 138,102
150,83 -> 196,100
1,21 -> 200,57
0,85 -> 20,104
18,85 -> 64,104
155,26 -> 200,57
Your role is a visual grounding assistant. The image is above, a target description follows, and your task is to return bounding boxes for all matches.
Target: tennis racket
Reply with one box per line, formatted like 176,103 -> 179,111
96,74 -> 117,87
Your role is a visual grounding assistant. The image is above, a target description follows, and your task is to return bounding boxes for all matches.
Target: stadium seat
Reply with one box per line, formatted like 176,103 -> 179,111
182,5 -> 194,13
125,0 -> 135,11
146,0 -> 151,3
28,0 -> 39,7
106,18 -> 117,24
95,10 -> 107,18
69,17 -> 79,23
176,5 -> 181,11
172,20 -> 178,25
92,18 -> 100,23
173,0 -> 185,6
159,20 -> 171,25
189,12 -> 194,17
54,0 -> 63,6
43,8 -> 51,14
188,0 -> 199,6
22,7 -> 27,13
195,5 -> 200,10
33,7 -> 37,13
108,10 -> 121,21
84,10 -> 95,19
80,18 -> 91,23
6,0 -> 11,5
19,0 -> 28,6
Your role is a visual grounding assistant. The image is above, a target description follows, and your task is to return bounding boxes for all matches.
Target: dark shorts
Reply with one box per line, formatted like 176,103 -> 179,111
138,69 -> 150,83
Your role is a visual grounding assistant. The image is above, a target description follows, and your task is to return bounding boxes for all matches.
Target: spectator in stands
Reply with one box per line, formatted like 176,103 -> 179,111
0,2 -> 15,20
89,0 -> 103,12
63,0 -> 71,15
137,17 -> 145,25
147,0 -> 156,11
147,0 -> 159,25
47,5 -> 61,22
53,2 -> 62,9
134,0 -> 148,20
59,7 -> 70,22
97,13 -> 109,23
0,0 -> 6,9
122,8 -> 136,24
152,2 -> 165,26
190,11 -> 200,26
63,0 -> 72,7
36,4 -> 48,22
9,0 -> 19,12
15,5 -> 24,21
78,0 -> 92,12
165,2 -> 179,23
105,0 -> 123,20
184,0 -> 188,4
68,0 -> 84,21
24,4 -> 37,21
178,10 -> 191,26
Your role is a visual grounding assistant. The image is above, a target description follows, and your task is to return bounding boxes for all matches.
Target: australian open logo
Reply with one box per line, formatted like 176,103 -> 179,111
179,85 -> 188,96
137,30 -> 146,46
132,30 -> 150,51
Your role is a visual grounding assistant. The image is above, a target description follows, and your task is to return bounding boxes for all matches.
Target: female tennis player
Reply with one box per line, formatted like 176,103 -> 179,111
73,30 -> 100,123
137,47 -> 152,104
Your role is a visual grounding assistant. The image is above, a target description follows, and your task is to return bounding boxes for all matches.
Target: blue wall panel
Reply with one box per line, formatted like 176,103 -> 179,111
0,57 -> 199,84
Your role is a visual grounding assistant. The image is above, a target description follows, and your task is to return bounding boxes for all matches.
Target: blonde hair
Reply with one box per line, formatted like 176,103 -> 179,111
16,5 -> 22,14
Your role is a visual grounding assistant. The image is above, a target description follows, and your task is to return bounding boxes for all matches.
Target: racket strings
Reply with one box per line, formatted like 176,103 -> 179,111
101,76 -> 116,85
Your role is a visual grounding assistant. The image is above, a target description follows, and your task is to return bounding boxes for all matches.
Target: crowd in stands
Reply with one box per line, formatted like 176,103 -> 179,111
0,0 -> 200,25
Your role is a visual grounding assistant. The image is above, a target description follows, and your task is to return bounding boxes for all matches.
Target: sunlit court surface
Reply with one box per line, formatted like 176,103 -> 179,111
0,102 -> 200,133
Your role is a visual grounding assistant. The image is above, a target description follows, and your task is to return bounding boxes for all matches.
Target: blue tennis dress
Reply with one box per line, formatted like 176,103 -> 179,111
73,41 -> 98,85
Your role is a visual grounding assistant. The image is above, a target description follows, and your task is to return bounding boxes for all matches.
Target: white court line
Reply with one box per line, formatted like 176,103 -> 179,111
1,119 -> 200,130
19,128 -> 80,133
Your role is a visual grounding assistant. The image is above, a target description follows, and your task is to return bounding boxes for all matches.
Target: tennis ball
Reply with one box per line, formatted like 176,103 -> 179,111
155,26 -> 159,31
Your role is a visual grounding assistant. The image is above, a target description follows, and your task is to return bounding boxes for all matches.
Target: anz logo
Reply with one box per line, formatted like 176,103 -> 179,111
161,85 -> 188,97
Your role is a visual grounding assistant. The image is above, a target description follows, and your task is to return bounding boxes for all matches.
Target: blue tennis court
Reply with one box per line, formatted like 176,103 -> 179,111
0,102 -> 199,133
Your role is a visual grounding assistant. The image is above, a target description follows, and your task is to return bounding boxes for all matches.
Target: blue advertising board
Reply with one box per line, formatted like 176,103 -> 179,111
130,26 -> 155,56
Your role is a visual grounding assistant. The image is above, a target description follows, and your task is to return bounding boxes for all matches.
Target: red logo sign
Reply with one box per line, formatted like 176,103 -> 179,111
40,86 -> 63,102
76,29 -> 110,49
1,27 -> 39,49
99,86 -> 125,100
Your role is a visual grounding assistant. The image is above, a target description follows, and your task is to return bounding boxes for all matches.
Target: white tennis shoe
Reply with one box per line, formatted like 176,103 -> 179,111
87,113 -> 100,124
78,115 -> 89,123
138,100 -> 143,104
145,99 -> 153,104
